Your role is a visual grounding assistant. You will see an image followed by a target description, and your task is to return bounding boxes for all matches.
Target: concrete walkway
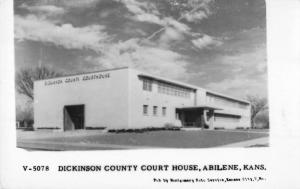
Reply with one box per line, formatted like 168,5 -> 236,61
181,128 -> 269,134
212,129 -> 269,134
218,137 -> 269,147
17,140 -> 156,151
17,130 -> 108,140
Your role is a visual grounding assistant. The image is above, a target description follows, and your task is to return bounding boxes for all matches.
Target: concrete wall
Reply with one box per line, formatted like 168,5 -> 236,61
205,94 -> 251,129
128,69 -> 195,128
34,68 -> 129,131
213,115 -> 248,129
195,88 -> 207,106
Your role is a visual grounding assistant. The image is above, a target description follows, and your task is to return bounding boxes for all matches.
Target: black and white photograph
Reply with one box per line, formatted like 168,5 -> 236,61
13,0 -> 269,150
1,0 -> 300,188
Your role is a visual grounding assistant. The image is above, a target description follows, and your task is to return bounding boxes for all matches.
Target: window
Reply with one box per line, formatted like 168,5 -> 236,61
162,107 -> 167,116
153,106 -> 158,116
143,79 -> 152,91
143,105 -> 148,115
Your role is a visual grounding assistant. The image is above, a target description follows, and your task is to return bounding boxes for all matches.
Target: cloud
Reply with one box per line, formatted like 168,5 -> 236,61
92,39 -> 189,79
14,11 -> 191,79
60,0 -> 101,8
184,10 -> 208,22
203,44 -> 267,98
120,0 -> 154,14
180,0 -> 214,22
20,4 -> 66,15
134,13 -> 165,25
205,75 -> 267,99
117,0 -> 217,50
219,44 -> 267,73
35,0 -> 101,8
15,15 -> 110,52
119,0 -> 163,25
120,0 -> 220,51
120,0 -> 191,32
158,27 -> 185,47
192,35 -> 222,49
164,17 -> 191,33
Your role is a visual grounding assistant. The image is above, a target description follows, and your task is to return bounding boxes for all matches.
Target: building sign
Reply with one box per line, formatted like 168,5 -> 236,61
44,73 -> 110,86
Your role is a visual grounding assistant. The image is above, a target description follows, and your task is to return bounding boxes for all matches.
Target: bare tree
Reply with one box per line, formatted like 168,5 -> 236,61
16,66 -> 62,100
246,95 -> 268,128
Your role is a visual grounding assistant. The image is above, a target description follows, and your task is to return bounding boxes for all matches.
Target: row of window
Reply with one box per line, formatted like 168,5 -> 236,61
206,95 -> 248,109
158,83 -> 191,98
142,79 -> 191,99
143,105 -> 167,116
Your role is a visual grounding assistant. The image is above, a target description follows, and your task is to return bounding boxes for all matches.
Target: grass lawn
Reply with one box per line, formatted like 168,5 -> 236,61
28,130 -> 269,148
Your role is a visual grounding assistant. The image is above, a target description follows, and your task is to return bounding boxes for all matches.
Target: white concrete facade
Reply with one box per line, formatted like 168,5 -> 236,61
34,67 -> 251,131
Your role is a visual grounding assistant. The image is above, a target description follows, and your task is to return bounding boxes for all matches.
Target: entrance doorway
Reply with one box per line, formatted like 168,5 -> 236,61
176,106 -> 221,129
63,105 -> 84,131
176,108 -> 205,128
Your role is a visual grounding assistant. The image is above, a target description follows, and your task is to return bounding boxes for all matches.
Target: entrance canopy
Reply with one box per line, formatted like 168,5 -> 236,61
176,105 -> 223,111
176,106 -> 222,128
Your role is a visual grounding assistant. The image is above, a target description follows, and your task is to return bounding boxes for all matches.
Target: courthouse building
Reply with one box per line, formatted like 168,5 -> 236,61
34,67 -> 251,131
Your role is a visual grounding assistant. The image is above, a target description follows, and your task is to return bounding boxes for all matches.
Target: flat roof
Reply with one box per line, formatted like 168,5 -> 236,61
34,66 -> 129,82
206,92 -> 250,105
214,112 -> 242,118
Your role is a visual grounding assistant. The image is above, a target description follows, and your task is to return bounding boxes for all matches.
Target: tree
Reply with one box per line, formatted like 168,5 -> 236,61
16,103 -> 34,128
16,66 -> 62,100
246,95 -> 268,128
254,110 -> 269,129
16,104 -> 33,121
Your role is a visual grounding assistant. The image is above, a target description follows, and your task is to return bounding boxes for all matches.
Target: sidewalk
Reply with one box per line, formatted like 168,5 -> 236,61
218,137 -> 269,147
17,130 -> 107,140
17,140 -> 156,151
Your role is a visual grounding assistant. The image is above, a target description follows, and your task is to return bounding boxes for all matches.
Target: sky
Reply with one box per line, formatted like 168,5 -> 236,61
14,0 -> 267,102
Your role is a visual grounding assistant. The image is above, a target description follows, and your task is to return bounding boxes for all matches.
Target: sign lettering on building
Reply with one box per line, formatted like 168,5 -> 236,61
44,73 -> 110,86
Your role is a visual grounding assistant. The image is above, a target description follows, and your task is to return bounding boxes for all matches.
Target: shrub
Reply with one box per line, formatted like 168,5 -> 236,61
85,127 -> 106,130
214,127 -> 225,130
108,126 -> 181,133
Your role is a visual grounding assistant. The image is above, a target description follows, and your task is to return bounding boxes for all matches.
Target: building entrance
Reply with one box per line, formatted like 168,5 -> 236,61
176,106 -> 221,129
176,109 -> 204,128
63,105 -> 84,131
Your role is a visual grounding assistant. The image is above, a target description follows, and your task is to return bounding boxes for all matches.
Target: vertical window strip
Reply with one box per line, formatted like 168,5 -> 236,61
162,107 -> 166,116
143,79 -> 152,91
153,106 -> 158,116
143,105 -> 148,115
